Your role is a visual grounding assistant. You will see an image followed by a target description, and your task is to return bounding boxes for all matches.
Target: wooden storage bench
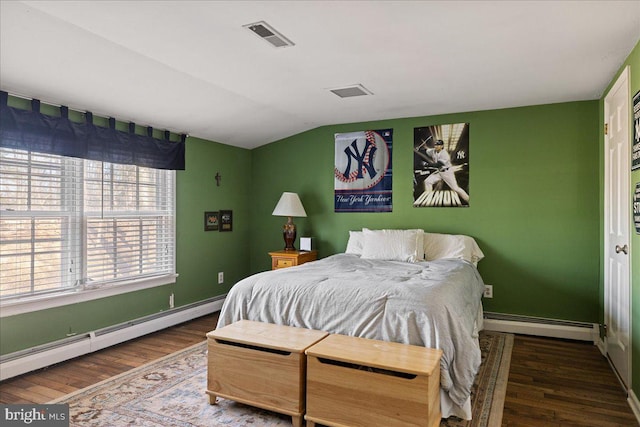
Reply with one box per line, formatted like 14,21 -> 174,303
305,334 -> 443,427
206,320 -> 328,427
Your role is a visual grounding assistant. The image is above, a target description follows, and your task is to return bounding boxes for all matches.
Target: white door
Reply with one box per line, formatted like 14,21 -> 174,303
604,65 -> 631,389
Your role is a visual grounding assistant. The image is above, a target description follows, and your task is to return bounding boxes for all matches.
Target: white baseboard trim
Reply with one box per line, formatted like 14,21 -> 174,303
0,296 -> 226,381
629,390 -> 640,424
483,317 -> 598,342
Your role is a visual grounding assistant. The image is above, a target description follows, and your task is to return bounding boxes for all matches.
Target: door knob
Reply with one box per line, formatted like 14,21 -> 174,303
615,244 -> 629,255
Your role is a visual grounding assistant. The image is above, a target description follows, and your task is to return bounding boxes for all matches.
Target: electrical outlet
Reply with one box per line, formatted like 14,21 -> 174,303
169,293 -> 174,309
218,272 -> 224,284
484,284 -> 493,299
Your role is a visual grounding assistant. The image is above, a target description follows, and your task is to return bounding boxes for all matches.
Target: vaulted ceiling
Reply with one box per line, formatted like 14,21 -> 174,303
1,1 -> 639,149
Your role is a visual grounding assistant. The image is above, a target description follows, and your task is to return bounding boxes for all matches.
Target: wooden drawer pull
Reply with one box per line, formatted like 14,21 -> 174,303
214,339 -> 292,356
316,357 -> 416,379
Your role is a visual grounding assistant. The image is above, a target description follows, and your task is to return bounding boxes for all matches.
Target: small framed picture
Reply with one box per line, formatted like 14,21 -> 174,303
204,211 -> 219,231
219,210 -> 233,232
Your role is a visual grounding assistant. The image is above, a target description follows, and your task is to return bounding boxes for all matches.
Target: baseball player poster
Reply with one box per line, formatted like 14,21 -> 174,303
334,129 -> 393,212
413,123 -> 470,207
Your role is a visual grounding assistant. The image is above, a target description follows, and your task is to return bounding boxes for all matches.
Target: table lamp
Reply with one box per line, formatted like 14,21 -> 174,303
272,192 -> 307,251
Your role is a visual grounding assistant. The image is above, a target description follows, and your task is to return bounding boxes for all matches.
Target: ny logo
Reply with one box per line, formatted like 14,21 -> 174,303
341,139 -> 377,180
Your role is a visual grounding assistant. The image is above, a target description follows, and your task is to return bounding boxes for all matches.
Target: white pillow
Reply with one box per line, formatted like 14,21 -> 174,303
361,228 -> 425,262
423,233 -> 484,265
345,230 -> 365,255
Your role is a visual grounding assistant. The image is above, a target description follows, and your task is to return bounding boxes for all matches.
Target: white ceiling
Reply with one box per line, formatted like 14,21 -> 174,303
1,1 -> 639,149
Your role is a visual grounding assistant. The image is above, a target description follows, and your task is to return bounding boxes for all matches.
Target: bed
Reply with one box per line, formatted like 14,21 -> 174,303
217,229 -> 486,420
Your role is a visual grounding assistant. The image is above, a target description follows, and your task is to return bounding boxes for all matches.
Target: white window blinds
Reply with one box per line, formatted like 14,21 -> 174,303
0,147 -> 175,301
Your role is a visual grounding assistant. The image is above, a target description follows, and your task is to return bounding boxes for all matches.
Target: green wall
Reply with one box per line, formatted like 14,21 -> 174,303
175,136 -> 252,302
0,133 -> 252,355
250,101 -> 600,322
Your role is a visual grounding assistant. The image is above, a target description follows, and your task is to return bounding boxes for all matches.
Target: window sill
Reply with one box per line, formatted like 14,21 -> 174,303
0,274 -> 178,318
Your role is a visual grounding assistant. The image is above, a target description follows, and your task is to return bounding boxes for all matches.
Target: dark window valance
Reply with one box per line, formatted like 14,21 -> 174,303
0,91 -> 185,170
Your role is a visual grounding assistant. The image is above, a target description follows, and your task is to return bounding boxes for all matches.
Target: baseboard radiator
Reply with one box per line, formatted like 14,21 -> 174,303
483,311 -> 598,343
0,295 -> 226,381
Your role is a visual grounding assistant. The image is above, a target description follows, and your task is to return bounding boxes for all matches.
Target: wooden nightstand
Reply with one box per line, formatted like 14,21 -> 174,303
269,250 -> 317,270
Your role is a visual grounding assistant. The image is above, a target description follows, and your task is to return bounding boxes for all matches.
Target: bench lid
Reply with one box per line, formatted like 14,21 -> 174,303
305,333 -> 442,376
207,320 -> 328,353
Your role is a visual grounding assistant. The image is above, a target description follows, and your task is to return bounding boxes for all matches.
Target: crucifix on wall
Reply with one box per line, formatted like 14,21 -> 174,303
215,172 -> 221,186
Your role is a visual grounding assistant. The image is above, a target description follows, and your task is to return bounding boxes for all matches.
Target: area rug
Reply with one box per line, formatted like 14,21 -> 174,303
50,330 -> 513,427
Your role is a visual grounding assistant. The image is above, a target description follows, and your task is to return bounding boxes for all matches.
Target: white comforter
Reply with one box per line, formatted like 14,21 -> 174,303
217,253 -> 485,409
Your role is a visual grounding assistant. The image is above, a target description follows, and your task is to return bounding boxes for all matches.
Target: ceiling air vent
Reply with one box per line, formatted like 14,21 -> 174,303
329,84 -> 373,98
244,21 -> 294,48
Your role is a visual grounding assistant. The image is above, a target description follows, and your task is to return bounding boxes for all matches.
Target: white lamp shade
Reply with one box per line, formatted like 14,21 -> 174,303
272,192 -> 307,217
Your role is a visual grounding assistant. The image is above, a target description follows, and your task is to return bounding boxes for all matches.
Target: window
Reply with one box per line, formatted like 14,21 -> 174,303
0,147 -> 176,310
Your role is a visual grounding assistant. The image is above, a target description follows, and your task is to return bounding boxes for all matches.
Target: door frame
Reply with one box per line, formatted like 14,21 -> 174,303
603,65 -> 632,389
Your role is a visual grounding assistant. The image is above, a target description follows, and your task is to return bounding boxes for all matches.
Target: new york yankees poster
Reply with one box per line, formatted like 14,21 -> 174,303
413,123 -> 470,207
334,129 -> 393,212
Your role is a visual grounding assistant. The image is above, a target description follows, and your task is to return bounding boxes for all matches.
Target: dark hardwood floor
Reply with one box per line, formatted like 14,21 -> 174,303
503,334 -> 637,426
0,313 -> 637,426
0,312 -> 219,404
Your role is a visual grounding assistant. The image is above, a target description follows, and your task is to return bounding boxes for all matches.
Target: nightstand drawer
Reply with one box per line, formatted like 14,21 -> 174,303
275,258 -> 294,268
269,250 -> 317,270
